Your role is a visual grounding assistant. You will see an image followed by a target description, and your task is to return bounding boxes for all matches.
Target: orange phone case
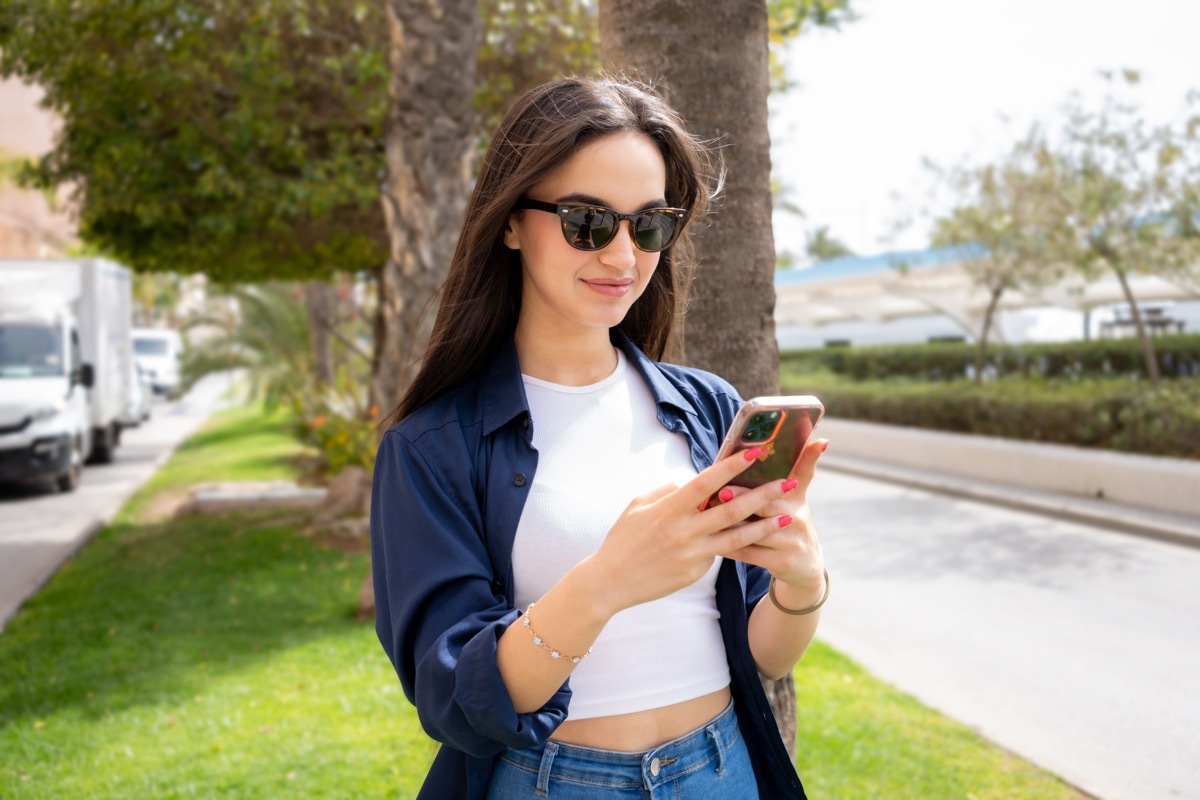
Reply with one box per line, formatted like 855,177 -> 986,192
703,395 -> 824,510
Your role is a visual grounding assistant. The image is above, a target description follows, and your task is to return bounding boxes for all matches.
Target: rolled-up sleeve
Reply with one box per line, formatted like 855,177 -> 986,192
371,428 -> 569,757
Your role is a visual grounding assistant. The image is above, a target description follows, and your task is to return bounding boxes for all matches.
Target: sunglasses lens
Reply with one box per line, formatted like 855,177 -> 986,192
563,207 -> 617,250
559,206 -> 681,252
632,211 -> 680,252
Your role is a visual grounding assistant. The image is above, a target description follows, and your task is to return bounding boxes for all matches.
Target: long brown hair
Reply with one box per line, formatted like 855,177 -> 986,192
388,76 -> 716,426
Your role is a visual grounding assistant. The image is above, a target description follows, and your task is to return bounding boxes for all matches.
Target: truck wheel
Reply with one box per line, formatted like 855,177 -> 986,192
57,441 -> 83,493
88,424 -> 116,465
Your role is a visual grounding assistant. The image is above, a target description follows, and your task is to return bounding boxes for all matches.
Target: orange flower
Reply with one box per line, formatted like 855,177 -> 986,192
312,415 -> 328,429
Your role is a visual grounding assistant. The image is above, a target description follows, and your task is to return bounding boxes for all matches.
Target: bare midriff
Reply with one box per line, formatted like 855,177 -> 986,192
549,686 -> 731,751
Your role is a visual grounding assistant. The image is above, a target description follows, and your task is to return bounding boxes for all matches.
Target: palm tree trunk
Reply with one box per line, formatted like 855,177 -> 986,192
305,280 -> 336,388
601,0 -> 795,756
373,0 -> 482,416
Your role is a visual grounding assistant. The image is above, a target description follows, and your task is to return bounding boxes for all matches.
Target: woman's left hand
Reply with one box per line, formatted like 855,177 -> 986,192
719,437 -> 827,592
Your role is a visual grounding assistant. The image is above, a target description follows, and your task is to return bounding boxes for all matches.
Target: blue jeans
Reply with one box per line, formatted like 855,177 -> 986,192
486,700 -> 759,799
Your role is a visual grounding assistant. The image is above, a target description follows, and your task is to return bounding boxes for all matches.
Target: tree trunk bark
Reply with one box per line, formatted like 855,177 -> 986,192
601,0 -> 795,756
1113,266 -> 1161,386
305,280 -> 336,389
373,0 -> 482,417
600,0 -> 779,397
975,285 -> 1004,384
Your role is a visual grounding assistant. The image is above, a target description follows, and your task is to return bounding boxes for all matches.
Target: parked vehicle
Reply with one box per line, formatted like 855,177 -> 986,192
118,361 -> 153,428
131,327 -> 183,396
0,258 -> 135,491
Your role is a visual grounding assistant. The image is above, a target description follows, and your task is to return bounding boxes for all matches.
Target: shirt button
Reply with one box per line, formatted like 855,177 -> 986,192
513,473 -> 527,487
649,757 -> 661,777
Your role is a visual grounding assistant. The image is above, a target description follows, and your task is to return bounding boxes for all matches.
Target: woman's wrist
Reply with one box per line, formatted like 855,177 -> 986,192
562,557 -> 626,623
769,568 -> 828,615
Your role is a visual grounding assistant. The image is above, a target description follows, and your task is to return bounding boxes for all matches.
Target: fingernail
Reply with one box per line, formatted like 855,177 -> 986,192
718,487 -> 735,503
743,447 -> 762,461
778,515 -> 793,528
781,479 -> 799,493
820,440 -> 829,453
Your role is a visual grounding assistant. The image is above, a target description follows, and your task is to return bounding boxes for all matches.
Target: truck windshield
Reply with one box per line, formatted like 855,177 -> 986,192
0,323 -> 65,378
133,338 -> 170,356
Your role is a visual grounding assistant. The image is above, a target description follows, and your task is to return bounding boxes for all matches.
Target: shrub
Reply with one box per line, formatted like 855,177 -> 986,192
781,334 -> 1200,382
781,372 -> 1200,459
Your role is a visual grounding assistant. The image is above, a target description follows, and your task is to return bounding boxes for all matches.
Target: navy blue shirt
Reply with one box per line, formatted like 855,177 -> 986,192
371,330 -> 807,799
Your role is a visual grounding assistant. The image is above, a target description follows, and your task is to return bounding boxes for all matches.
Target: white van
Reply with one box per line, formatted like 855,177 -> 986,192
131,328 -> 184,396
0,258 -> 135,489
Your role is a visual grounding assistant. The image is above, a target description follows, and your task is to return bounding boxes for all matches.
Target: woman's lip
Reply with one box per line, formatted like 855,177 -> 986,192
583,279 -> 633,297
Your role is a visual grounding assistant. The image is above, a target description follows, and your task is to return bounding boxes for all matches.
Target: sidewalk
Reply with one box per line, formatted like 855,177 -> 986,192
0,374 -> 233,631
816,418 -> 1200,550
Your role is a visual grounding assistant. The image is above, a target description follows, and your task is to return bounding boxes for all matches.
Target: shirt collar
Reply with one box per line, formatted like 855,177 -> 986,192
612,328 -> 698,418
480,337 -> 529,436
479,328 -> 699,436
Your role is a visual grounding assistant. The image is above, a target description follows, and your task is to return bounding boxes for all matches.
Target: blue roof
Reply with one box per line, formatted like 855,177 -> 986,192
775,244 -> 985,287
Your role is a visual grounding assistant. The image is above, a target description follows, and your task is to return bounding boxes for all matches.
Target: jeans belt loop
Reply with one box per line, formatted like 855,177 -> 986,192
707,723 -> 727,777
535,740 -> 558,797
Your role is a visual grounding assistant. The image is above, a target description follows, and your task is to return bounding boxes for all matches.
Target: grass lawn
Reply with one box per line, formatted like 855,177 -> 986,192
0,405 -> 1085,798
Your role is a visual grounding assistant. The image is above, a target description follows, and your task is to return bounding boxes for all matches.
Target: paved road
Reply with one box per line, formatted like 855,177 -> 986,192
0,373 -> 234,630
810,468 -> 1200,800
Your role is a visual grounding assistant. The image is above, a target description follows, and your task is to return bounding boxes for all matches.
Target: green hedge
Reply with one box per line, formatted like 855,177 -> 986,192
779,374 -> 1200,460
782,334 -> 1200,382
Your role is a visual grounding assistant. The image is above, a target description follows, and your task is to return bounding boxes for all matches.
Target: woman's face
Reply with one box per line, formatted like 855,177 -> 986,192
504,131 -> 668,340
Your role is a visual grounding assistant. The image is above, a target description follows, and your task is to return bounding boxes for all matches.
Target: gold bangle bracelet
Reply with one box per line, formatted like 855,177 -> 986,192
768,569 -> 830,616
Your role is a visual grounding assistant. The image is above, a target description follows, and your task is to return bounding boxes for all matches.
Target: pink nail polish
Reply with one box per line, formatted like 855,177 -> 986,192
743,447 -> 762,461
781,479 -> 799,492
718,488 -> 735,503
820,440 -> 829,453
778,515 -> 793,528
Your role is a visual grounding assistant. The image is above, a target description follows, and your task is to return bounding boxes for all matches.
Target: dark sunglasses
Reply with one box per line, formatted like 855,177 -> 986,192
516,199 -> 688,253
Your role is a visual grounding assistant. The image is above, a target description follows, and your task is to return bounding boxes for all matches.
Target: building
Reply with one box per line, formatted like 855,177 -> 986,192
0,77 -> 76,257
775,247 -> 1200,350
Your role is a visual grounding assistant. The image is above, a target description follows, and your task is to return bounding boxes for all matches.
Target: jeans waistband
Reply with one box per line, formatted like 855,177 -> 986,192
502,700 -> 741,793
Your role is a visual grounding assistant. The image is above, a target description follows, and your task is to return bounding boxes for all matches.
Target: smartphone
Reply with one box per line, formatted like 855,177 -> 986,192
703,395 -> 824,510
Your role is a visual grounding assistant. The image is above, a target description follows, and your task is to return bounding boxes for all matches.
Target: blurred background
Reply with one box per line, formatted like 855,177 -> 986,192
1,1 -> 1197,798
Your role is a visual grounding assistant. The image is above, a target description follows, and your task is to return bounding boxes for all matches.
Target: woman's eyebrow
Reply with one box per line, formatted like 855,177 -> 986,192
554,191 -> 670,211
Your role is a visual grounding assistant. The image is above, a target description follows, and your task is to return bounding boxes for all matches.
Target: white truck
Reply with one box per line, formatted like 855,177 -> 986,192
131,327 -> 184,396
0,258 -> 135,492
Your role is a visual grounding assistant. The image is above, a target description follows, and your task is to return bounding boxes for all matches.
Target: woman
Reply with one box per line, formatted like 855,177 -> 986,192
371,76 -> 828,800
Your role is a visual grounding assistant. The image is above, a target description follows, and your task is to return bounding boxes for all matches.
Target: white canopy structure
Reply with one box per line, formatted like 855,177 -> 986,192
774,247 -> 1200,343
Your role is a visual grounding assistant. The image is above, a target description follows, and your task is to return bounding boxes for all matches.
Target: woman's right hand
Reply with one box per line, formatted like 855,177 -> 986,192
577,447 -> 801,616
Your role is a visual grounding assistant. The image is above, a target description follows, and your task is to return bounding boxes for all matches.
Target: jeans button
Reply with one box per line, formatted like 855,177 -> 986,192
649,757 -> 661,777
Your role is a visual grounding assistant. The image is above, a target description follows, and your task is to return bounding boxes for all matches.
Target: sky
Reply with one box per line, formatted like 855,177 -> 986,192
769,0 -> 1200,264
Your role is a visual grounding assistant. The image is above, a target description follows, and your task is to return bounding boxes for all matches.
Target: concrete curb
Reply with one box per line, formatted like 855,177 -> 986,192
819,451 -> 1200,551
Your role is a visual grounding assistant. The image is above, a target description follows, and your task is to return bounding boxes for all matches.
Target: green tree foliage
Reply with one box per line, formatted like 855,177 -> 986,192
804,224 -> 854,261
766,0 -> 854,90
476,0 -> 599,141
181,281 -> 376,473
930,129 -> 1073,382
1051,72 -> 1200,385
0,0 -> 391,282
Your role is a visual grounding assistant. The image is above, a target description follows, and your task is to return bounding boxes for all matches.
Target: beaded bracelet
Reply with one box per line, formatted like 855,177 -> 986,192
522,602 -> 592,664
768,569 -> 830,616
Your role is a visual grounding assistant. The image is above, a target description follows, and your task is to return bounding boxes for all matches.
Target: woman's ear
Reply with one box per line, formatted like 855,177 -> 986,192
503,215 -> 521,250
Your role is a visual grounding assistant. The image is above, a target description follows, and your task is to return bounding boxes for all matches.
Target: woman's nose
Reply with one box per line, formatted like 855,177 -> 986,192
600,220 -> 638,267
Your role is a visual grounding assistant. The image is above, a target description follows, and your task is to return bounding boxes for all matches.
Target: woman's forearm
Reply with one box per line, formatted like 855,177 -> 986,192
496,561 -> 617,714
746,574 -> 825,681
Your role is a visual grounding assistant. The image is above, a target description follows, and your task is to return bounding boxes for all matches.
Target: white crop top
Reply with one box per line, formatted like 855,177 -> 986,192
512,350 -> 731,720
